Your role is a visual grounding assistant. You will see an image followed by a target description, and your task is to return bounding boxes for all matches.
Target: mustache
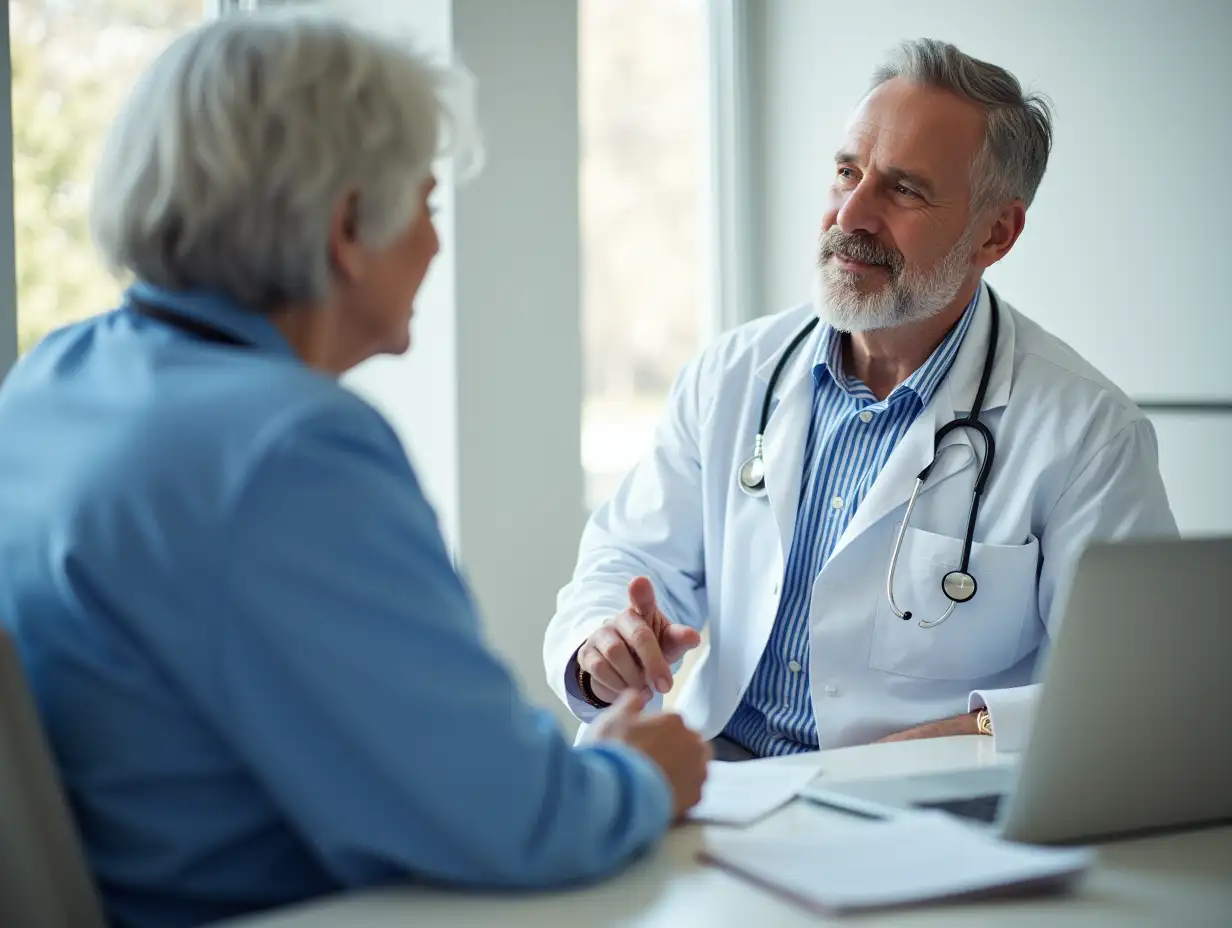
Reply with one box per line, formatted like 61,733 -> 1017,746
818,228 -> 904,275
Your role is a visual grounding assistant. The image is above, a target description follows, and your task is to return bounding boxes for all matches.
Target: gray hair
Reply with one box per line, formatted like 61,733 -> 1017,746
869,39 -> 1053,213
89,11 -> 481,310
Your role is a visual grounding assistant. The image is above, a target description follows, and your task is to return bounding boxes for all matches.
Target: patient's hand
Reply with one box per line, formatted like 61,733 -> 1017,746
581,689 -> 711,819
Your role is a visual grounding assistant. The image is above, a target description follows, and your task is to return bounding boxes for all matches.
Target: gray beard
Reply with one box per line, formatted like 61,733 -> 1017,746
813,228 -> 976,333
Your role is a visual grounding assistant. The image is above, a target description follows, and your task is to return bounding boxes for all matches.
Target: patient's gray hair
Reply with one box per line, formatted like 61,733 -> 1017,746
870,39 -> 1053,214
90,11 -> 480,310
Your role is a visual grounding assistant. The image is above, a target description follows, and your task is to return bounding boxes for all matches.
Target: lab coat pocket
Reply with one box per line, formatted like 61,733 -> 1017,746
869,526 -> 1040,681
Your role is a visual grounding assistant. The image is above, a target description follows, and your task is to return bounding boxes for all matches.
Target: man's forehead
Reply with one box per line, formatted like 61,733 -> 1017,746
839,79 -> 984,179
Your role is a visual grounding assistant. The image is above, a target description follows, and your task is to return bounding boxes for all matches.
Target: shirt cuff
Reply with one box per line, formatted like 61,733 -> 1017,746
969,683 -> 1041,753
583,741 -> 674,837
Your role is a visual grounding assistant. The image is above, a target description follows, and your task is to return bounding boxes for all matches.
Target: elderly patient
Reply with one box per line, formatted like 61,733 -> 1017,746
0,13 -> 708,928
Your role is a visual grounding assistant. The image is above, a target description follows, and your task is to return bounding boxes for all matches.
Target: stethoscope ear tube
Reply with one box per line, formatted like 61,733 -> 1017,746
886,479 -> 926,621
738,317 -> 822,499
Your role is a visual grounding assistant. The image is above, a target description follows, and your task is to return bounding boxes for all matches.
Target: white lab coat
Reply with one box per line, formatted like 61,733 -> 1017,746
544,286 -> 1177,752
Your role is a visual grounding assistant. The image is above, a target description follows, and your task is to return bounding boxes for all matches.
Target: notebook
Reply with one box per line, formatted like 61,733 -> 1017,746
698,810 -> 1093,914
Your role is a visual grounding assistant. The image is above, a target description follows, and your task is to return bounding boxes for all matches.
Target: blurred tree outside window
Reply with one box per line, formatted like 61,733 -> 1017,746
9,0 -> 203,354
579,0 -> 711,510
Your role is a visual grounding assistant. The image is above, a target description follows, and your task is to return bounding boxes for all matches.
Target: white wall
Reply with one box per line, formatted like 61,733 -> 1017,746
450,0 -> 586,727
749,0 -> 1232,534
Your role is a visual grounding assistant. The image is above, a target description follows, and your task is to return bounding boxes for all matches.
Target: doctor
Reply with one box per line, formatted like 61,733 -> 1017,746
544,38 -> 1177,758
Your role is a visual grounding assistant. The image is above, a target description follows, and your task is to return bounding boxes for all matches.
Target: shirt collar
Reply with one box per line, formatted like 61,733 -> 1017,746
124,281 -> 297,358
812,286 -> 982,407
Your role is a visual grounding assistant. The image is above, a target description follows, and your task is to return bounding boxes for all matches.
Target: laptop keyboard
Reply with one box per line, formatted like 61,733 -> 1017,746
915,793 -> 1004,823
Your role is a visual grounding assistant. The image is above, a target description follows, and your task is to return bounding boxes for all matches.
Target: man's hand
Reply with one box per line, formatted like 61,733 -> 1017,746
576,577 -> 702,705
580,689 -> 711,819
874,711 -> 981,743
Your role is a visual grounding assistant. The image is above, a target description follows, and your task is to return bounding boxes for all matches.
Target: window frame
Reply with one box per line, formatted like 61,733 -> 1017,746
0,4 -> 16,379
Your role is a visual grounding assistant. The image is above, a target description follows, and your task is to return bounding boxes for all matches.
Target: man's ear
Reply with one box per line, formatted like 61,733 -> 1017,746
975,199 -> 1026,270
328,189 -> 365,283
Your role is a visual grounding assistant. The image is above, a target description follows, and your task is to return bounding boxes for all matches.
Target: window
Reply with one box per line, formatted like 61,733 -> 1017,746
579,0 -> 712,510
10,0 -> 207,354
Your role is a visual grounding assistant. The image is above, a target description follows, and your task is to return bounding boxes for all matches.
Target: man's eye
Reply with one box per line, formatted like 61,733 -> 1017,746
895,184 -> 919,198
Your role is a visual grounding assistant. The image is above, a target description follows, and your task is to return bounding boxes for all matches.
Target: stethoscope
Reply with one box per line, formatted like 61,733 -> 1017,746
738,290 -> 1000,629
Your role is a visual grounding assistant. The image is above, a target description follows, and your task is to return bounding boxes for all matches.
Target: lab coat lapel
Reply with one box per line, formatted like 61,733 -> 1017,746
946,285 -> 1014,416
755,330 -> 821,562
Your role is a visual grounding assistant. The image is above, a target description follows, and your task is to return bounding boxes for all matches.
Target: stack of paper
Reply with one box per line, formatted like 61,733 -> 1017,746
698,811 -> 1093,913
686,760 -> 822,826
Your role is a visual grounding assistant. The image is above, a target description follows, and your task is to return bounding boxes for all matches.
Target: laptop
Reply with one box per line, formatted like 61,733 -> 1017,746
800,536 -> 1232,845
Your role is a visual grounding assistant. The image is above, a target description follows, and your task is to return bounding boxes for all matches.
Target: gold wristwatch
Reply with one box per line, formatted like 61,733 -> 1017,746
975,708 -> 993,736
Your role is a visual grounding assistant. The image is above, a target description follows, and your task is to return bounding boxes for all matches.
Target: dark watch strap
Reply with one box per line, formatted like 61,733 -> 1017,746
576,662 -> 611,709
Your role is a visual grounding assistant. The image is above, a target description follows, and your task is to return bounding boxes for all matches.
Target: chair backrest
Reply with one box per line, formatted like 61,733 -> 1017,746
0,628 -> 107,928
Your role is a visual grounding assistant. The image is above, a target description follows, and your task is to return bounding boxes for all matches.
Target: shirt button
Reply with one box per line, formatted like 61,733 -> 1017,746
824,684 -> 839,697
859,410 -> 874,423
831,496 -> 845,510
771,579 -> 781,596
788,659 -> 802,673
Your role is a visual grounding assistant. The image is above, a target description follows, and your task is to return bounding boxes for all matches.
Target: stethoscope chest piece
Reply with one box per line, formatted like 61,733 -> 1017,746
738,435 -> 768,497
941,570 -> 976,603
738,456 -> 767,497
736,317 -> 821,501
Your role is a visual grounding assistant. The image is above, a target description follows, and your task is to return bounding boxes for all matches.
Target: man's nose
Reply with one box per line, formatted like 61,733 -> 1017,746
834,179 -> 883,237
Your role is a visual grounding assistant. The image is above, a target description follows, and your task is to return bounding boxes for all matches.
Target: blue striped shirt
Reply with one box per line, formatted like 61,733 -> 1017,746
722,291 -> 980,756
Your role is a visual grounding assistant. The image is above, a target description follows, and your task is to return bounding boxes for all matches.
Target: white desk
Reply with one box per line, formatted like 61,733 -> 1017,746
227,737 -> 1232,926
